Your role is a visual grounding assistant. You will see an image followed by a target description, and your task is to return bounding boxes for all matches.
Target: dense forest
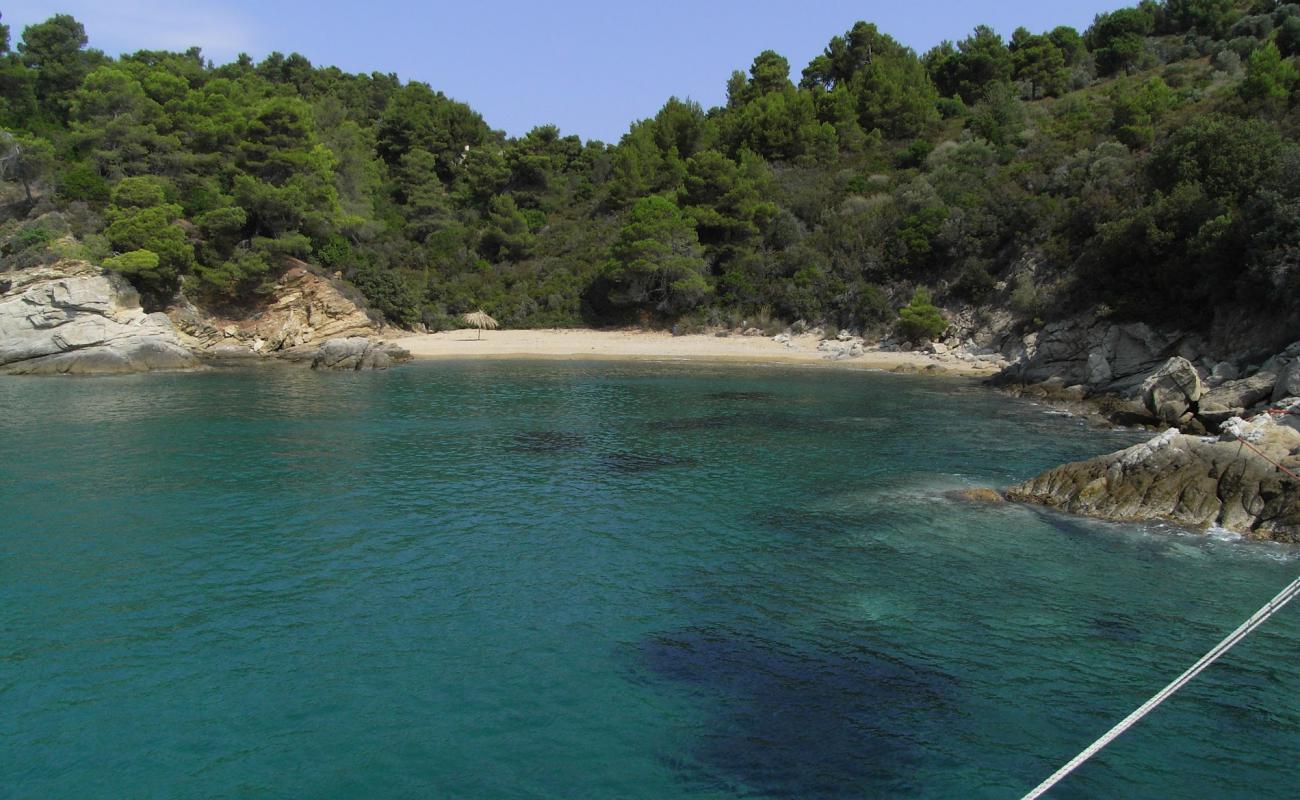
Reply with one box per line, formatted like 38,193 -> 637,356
2,1 -> 1299,339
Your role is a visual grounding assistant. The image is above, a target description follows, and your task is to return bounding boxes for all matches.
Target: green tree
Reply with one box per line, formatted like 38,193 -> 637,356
1010,28 -> 1069,97
804,22 -> 939,139
1239,42 -> 1298,116
0,132 -> 55,203
929,25 -> 1013,103
1161,0 -> 1235,37
479,195 -> 535,262
603,195 -> 709,315
1086,7 -> 1155,75
16,14 -> 93,118
896,287 -> 947,341
1278,16 -> 1300,58
1109,76 -> 1177,149
103,176 -> 195,299
747,50 -> 793,98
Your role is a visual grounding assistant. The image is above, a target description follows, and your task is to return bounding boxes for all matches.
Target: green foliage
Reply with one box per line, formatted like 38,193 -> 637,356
103,248 -> 160,274
5,223 -> 54,254
1087,7 -> 1156,75
1108,76 -> 1177,149
896,287 -> 947,341
1239,42 -> 1298,115
1,132 -> 55,202
16,14 -> 92,118
1010,28 -> 1070,98
804,22 -> 940,139
1161,0 -> 1236,37
56,161 -> 108,202
929,25 -> 1014,103
603,195 -> 709,315
6,7 -> 1300,338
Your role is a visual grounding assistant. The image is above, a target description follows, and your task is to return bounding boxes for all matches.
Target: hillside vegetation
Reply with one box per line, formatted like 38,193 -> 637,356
2,1 -> 1299,341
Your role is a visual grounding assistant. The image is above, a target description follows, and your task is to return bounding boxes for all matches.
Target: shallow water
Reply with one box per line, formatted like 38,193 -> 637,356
1,361 -> 1296,799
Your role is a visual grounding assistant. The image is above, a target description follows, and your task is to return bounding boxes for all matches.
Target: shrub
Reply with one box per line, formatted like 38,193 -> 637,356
896,287 -> 948,342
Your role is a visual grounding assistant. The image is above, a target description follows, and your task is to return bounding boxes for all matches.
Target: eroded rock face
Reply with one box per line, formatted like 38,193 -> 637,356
0,262 -> 198,375
1007,415 -> 1300,542
168,264 -> 379,358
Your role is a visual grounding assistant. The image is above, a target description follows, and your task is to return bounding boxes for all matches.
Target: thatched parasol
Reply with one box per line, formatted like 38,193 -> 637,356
462,309 -> 499,340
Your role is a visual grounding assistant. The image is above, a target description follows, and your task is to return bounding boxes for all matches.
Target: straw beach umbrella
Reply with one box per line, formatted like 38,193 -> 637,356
463,309 -> 499,340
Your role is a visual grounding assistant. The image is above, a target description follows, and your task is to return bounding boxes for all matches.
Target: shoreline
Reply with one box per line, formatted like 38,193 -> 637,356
388,328 -> 1004,378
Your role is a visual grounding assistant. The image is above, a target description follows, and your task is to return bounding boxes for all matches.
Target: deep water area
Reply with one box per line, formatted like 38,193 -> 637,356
2,361 -> 1296,799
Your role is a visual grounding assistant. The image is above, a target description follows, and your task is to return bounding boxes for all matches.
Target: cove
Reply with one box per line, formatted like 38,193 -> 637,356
2,361 -> 1297,799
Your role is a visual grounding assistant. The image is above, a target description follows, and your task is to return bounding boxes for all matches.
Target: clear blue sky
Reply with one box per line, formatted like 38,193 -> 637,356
6,1 -> 1131,142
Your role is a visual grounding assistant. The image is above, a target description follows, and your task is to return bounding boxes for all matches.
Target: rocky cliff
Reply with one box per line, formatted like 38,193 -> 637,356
166,262 -> 382,360
1007,409 -> 1300,543
0,261 -> 198,375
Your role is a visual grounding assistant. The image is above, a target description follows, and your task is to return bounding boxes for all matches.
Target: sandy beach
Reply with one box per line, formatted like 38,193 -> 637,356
389,328 -> 1004,377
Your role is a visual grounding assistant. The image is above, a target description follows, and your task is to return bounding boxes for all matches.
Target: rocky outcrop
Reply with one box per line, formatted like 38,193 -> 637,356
309,337 -> 411,371
1000,316 -> 1207,394
167,264 -> 379,359
1007,411 -> 1300,542
0,261 -> 198,375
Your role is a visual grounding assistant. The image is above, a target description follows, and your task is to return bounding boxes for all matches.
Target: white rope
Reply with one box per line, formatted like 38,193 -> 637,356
1021,572 -> 1300,800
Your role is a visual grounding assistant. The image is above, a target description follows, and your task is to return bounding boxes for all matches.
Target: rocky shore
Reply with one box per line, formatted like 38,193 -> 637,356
1007,409 -> 1300,543
980,315 -> 1300,542
0,260 -> 410,375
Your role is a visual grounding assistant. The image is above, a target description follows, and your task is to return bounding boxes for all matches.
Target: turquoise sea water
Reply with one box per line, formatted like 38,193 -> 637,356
1,361 -> 1297,799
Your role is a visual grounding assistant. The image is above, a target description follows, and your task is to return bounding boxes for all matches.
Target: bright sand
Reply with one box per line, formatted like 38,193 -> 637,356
389,328 -> 1002,376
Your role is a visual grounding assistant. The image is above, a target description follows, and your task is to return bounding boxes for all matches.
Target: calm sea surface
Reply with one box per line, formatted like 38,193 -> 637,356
1,361 -> 1296,799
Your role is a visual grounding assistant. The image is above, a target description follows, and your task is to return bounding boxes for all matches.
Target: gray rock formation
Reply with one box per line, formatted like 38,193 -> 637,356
1140,356 -> 1203,424
0,262 -> 198,375
1272,359 -> 1300,403
1007,414 -> 1300,542
1004,317 -> 1206,394
310,337 -> 411,371
1201,373 -> 1276,415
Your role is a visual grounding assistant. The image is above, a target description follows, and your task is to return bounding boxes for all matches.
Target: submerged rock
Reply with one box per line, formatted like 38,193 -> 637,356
0,261 -> 198,375
951,487 -> 1006,504
1007,414 -> 1300,542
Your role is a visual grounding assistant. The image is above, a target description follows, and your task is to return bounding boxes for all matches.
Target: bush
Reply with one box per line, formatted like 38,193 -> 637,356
896,287 -> 947,342
103,249 -> 161,274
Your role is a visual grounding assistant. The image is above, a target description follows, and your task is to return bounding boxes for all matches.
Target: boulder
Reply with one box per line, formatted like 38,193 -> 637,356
1140,357 -> 1203,424
1272,359 -> 1300,403
1007,416 -> 1300,542
0,262 -> 198,375
1202,372 -> 1276,412
1085,351 -> 1113,387
1209,361 -> 1240,386
310,337 -> 411,371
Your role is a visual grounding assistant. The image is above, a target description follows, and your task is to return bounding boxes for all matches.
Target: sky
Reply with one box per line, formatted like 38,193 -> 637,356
5,1 -> 1132,142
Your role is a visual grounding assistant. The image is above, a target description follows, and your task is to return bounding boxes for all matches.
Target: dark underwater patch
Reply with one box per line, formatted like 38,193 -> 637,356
705,391 -> 777,402
648,411 -> 838,435
507,431 -> 588,453
600,452 -> 697,473
630,627 -> 959,798
1090,611 -> 1142,642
